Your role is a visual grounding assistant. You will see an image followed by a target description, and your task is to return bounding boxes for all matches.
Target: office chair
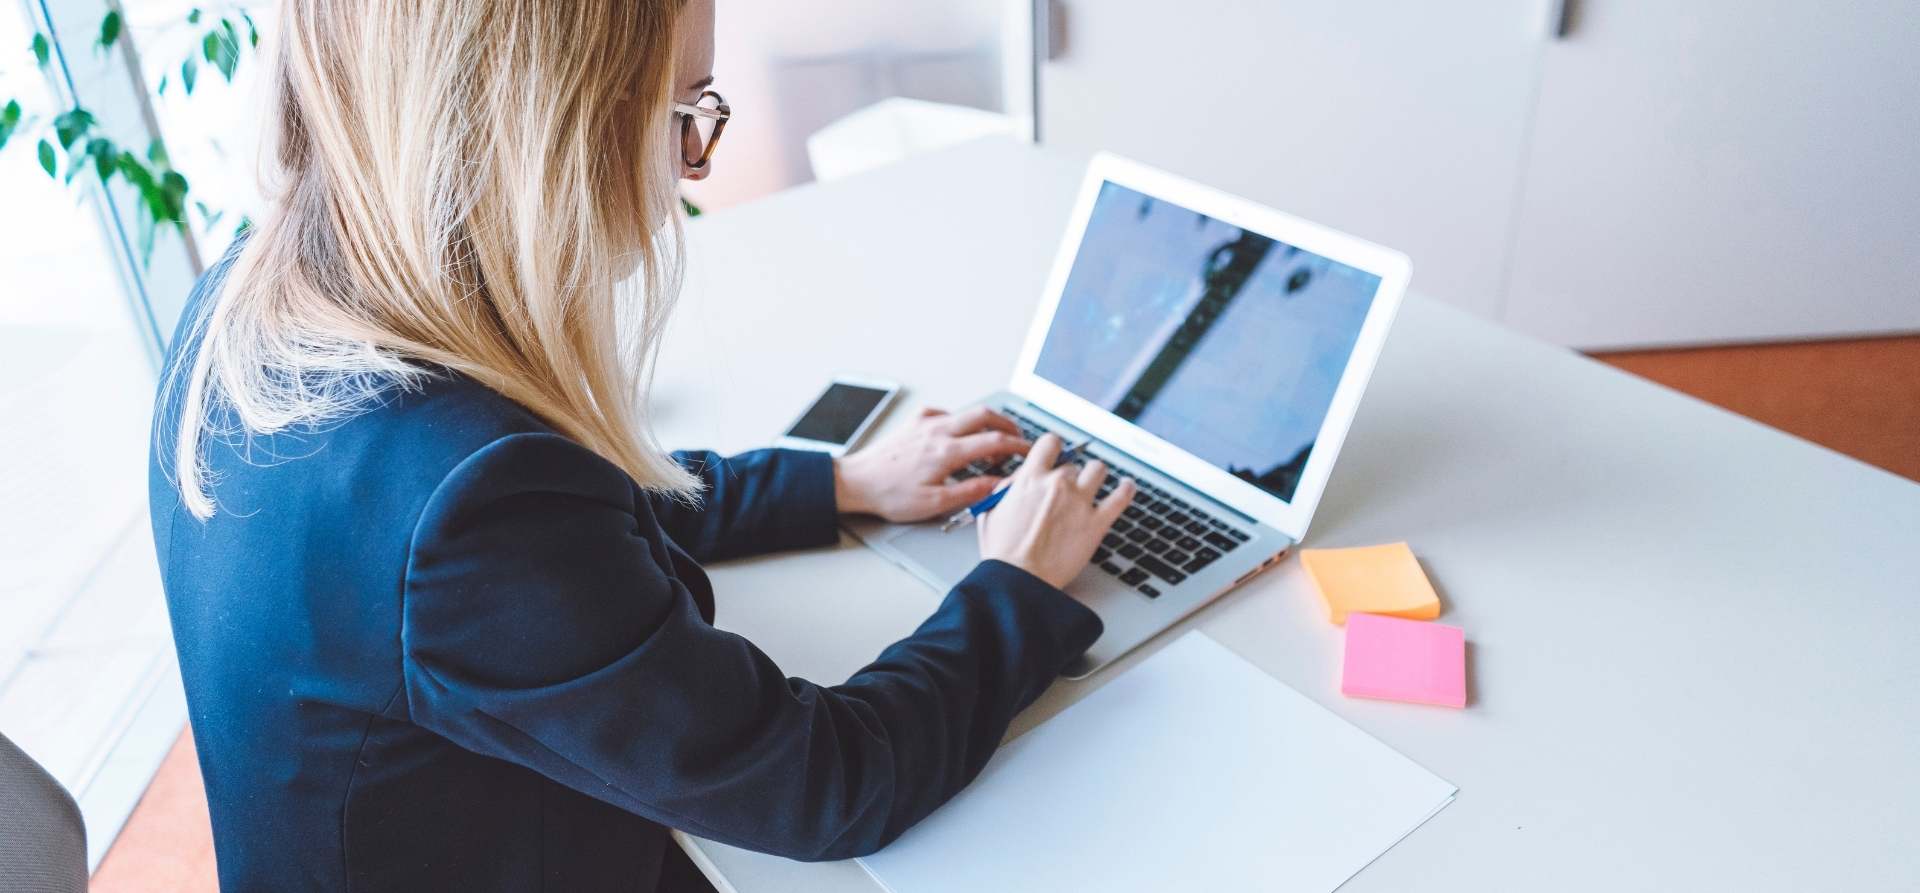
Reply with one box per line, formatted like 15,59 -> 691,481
0,730 -> 88,893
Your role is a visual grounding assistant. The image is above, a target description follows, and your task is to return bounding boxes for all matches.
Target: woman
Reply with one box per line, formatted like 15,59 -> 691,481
148,1 -> 1132,890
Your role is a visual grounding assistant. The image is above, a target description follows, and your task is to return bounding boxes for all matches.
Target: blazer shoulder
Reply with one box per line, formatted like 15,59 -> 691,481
410,429 -> 648,558
167,369 -> 561,531
316,371 -> 563,492
368,370 -> 552,447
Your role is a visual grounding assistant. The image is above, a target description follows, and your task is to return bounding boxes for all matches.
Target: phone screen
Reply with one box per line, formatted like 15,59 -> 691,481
786,383 -> 891,444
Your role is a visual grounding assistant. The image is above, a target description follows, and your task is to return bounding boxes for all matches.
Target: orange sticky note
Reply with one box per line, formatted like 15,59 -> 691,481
1341,613 -> 1467,708
1299,542 -> 1440,625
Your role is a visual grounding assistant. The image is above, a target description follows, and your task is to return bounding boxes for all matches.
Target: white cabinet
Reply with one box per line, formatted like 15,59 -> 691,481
1040,0 -> 1549,321
1039,1 -> 1920,347
1503,1 -> 1920,347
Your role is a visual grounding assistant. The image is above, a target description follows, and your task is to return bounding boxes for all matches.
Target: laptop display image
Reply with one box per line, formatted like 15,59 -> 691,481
1033,181 -> 1384,503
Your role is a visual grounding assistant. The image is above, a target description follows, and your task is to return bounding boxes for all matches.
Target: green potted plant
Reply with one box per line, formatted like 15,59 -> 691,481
1,4 -> 258,265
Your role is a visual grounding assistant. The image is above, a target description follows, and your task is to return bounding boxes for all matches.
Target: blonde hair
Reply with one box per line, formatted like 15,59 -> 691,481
167,0 -> 698,519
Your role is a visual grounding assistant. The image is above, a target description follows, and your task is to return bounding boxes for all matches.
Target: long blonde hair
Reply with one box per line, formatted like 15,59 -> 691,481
166,0 -> 697,519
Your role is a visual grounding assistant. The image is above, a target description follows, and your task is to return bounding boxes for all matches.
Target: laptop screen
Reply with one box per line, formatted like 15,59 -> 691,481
1033,181 -> 1384,504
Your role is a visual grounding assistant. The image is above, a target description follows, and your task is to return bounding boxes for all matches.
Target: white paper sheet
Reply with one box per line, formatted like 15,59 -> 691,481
858,631 -> 1457,892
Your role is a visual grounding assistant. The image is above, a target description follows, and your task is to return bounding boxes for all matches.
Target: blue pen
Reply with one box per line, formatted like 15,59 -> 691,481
940,437 -> 1092,533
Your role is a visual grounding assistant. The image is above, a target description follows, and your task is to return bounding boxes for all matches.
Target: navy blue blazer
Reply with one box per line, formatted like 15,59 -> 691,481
150,254 -> 1102,891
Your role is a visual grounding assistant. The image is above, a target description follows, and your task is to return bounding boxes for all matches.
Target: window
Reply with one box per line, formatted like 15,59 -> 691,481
0,0 -> 228,867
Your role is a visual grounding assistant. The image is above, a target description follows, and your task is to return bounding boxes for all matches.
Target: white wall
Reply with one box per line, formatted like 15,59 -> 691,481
682,0 -> 1009,211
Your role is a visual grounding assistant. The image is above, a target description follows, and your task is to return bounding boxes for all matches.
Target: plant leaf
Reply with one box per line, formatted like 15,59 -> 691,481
195,200 -> 225,228
138,179 -> 167,221
38,138 -> 56,177
242,11 -> 259,47
181,57 -> 198,94
187,8 -> 202,25
98,11 -> 122,50
210,26 -> 239,81
53,108 -> 94,149
116,151 -> 154,190
156,73 -> 169,96
32,33 -> 51,68
138,211 -> 156,266
0,99 -> 20,150
88,137 -> 115,180
148,138 -> 169,165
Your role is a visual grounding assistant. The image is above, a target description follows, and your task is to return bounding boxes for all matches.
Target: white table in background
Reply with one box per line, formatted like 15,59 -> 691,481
647,138 -> 1920,892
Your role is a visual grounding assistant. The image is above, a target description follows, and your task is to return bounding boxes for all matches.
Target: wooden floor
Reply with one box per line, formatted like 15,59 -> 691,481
90,336 -> 1920,891
89,729 -> 217,893
1594,335 -> 1920,483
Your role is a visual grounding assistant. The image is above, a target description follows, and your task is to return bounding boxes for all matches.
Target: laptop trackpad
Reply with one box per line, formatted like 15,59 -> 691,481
885,524 -> 982,588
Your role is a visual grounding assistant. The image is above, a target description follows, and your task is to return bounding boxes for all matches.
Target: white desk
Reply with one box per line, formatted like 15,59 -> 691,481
650,138 -> 1920,891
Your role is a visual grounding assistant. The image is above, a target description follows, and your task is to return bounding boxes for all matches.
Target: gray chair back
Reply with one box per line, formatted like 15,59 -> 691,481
0,731 -> 87,893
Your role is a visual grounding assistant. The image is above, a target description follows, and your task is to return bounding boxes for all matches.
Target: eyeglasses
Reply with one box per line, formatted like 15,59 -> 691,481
671,89 -> 730,172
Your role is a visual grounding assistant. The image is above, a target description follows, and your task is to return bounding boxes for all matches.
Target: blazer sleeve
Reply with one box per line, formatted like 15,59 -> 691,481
648,448 -> 840,562
400,433 -> 1103,861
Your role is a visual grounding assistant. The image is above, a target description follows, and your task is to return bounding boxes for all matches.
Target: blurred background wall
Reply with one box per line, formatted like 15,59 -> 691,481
682,0 -> 1012,211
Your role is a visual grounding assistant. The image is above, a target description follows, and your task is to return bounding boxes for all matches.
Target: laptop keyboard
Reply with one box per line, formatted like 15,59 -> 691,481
950,408 -> 1252,599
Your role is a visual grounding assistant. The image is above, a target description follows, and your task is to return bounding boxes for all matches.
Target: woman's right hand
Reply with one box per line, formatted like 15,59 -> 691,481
977,434 -> 1136,590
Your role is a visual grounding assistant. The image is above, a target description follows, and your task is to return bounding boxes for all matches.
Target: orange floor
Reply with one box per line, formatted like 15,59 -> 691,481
91,336 -> 1920,890
1594,335 -> 1920,483
89,730 -> 217,893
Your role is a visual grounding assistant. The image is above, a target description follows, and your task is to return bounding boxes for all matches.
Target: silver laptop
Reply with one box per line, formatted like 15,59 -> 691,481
850,153 -> 1411,678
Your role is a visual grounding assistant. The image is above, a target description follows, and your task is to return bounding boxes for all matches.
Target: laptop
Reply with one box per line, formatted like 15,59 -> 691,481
849,153 -> 1410,678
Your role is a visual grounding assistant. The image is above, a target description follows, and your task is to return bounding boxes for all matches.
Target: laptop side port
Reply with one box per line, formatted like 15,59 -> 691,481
1234,549 -> 1290,587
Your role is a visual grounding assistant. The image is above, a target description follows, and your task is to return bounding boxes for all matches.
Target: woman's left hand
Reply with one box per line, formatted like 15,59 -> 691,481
833,407 -> 1031,522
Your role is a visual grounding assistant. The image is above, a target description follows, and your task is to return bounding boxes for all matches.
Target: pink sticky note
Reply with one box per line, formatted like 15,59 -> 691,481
1341,613 -> 1467,708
